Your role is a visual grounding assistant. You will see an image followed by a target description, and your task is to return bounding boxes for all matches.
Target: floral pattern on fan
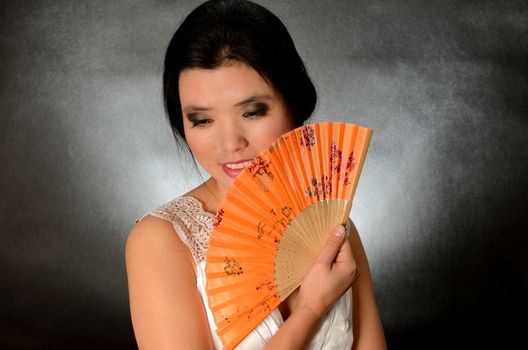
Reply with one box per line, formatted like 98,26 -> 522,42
330,142 -> 343,174
343,151 -> 357,186
247,156 -> 273,179
213,208 -> 224,227
223,257 -> 243,276
256,205 -> 293,242
299,125 -> 317,147
304,175 -> 333,198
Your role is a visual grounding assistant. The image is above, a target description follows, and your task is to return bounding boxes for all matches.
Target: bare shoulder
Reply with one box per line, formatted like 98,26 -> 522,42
126,214 -> 196,280
127,214 -> 190,256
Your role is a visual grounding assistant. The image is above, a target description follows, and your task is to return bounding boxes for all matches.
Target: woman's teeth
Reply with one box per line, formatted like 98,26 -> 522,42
224,160 -> 253,170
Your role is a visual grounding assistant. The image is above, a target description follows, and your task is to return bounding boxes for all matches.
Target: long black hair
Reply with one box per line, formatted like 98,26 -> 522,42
163,0 -> 317,146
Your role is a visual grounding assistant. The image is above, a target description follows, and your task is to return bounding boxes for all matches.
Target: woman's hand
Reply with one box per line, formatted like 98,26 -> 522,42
296,224 -> 360,319
264,222 -> 386,349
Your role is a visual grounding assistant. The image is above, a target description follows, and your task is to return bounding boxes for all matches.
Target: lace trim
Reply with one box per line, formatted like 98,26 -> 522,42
147,196 -> 215,265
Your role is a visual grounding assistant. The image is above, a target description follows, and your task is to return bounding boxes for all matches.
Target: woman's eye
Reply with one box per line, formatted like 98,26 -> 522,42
243,104 -> 269,118
191,119 -> 212,127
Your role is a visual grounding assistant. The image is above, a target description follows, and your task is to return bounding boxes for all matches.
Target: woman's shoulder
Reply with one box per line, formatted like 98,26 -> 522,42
126,212 -> 187,258
125,213 -> 195,282
130,195 -> 214,265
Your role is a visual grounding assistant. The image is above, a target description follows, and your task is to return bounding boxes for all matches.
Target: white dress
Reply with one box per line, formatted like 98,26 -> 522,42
140,196 -> 353,349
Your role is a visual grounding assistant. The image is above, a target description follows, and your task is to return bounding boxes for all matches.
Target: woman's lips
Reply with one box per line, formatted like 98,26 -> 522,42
221,159 -> 253,178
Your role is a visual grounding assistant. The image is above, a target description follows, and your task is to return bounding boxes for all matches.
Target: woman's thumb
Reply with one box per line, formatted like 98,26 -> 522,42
316,225 -> 346,265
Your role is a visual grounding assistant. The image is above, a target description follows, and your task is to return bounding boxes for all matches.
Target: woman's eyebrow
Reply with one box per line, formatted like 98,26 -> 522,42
235,94 -> 272,107
183,105 -> 210,114
183,94 -> 272,114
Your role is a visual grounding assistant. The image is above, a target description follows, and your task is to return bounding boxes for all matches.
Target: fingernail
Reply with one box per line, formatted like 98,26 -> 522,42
334,225 -> 345,237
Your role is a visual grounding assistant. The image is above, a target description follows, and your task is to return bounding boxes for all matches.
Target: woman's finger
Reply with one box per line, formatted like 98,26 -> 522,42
315,225 -> 346,266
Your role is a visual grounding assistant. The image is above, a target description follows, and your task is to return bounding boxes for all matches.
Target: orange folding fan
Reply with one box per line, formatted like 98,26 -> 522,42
205,121 -> 372,349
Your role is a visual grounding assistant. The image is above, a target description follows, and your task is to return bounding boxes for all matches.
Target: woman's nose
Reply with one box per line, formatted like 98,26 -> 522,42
219,122 -> 248,153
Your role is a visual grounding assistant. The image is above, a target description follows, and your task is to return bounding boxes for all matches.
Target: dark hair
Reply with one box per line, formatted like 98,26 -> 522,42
163,0 -> 317,146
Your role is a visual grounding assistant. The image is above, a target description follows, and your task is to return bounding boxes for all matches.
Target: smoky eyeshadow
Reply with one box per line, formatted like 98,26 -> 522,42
250,102 -> 269,115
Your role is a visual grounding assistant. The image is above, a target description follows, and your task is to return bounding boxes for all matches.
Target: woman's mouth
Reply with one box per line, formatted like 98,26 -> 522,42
221,159 -> 253,178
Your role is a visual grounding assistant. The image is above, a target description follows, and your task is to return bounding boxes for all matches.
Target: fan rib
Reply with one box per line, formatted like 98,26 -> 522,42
288,132 -> 321,251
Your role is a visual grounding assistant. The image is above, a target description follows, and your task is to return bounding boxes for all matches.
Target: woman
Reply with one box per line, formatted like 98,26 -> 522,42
126,0 -> 386,348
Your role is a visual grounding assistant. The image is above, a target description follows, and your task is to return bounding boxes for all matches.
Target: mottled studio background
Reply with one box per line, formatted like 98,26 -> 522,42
1,0 -> 526,349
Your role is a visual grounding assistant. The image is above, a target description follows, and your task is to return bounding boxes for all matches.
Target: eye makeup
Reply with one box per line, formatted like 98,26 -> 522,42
184,98 -> 271,128
243,102 -> 269,118
186,113 -> 212,127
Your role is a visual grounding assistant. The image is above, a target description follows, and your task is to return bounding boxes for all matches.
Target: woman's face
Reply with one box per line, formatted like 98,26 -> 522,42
179,61 -> 296,198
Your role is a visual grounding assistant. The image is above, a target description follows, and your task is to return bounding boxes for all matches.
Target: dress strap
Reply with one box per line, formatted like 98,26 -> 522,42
139,196 -> 215,265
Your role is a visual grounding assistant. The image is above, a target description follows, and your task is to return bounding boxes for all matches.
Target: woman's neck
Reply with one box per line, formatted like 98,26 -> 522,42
187,177 -> 225,214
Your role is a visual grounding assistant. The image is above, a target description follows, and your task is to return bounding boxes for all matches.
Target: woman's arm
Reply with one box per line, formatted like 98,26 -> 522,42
125,215 -> 214,350
348,218 -> 387,350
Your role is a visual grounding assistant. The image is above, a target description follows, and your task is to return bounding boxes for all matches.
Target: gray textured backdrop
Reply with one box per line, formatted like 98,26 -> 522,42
1,0 -> 526,349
